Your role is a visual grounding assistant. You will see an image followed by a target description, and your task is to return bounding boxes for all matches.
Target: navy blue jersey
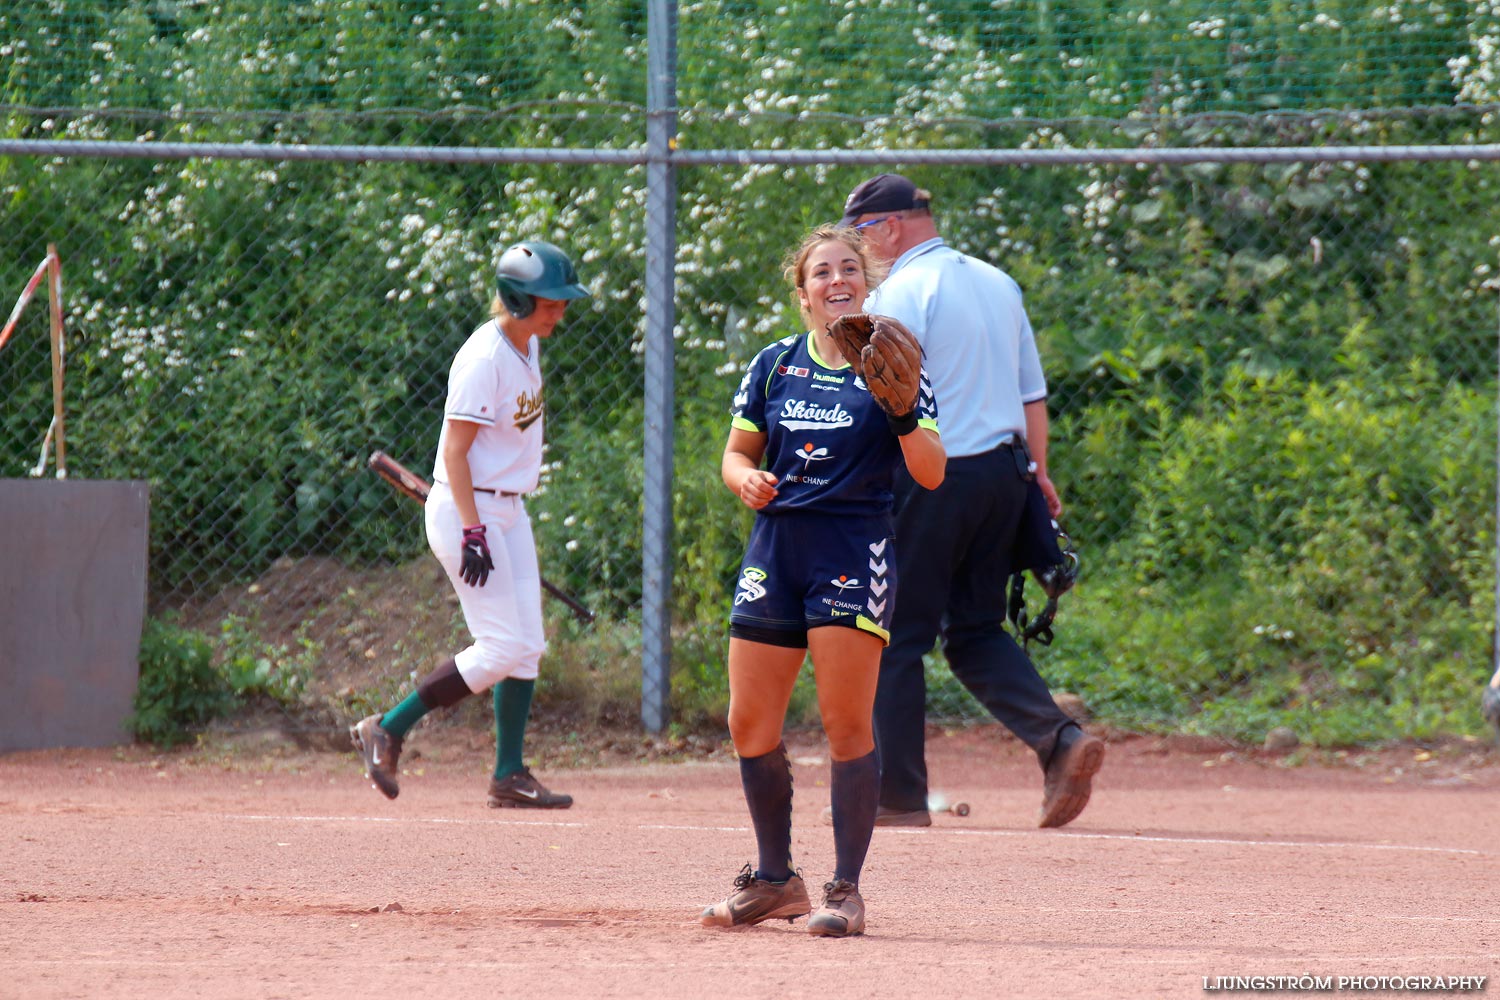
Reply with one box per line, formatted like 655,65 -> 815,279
729,331 -> 939,515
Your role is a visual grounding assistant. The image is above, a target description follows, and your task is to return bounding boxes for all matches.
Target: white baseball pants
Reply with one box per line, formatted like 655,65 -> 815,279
425,482 -> 546,691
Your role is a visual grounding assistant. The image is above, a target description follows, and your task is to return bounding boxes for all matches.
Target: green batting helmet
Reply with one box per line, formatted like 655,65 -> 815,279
495,240 -> 590,319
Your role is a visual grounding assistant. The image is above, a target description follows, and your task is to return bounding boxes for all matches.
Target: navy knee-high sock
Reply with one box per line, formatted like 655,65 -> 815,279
829,750 -> 879,885
739,743 -> 794,883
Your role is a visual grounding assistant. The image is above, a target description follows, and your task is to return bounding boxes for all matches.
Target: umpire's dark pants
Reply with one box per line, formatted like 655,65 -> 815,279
874,442 -> 1074,812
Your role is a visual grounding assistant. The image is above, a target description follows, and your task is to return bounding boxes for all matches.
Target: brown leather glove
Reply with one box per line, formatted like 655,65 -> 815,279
827,313 -> 922,418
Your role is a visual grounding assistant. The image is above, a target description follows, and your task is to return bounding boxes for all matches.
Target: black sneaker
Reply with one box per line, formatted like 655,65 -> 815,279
350,714 -> 402,799
1039,731 -> 1106,828
807,879 -> 865,937
700,864 -> 811,928
487,767 -> 573,809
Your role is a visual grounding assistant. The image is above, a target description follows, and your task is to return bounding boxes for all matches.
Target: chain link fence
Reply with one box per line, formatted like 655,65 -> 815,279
3,0 -> 1499,740
5,0 -> 1492,117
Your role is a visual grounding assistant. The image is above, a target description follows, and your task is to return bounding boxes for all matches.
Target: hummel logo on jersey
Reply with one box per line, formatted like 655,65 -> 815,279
867,539 -> 890,621
779,400 -> 853,431
514,387 -> 544,430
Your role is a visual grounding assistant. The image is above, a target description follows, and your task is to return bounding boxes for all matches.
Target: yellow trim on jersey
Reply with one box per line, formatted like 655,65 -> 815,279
855,614 -> 891,646
806,332 -> 851,371
731,415 -> 763,433
919,417 -> 940,434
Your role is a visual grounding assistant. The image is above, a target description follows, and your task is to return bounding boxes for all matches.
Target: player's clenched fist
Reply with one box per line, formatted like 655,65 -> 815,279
460,524 -> 494,587
737,470 -> 779,510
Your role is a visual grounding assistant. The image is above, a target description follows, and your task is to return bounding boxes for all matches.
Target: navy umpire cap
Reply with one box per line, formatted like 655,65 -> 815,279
839,173 -> 929,227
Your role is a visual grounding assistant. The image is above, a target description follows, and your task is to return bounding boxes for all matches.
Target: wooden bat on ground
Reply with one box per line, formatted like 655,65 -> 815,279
368,449 -> 597,625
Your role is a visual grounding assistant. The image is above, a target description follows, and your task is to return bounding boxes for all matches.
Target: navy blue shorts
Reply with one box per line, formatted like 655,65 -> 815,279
729,510 -> 896,648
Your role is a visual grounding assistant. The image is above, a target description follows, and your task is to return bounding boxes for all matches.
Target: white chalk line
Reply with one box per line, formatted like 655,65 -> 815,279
217,813 -> 1486,857
226,812 -> 587,828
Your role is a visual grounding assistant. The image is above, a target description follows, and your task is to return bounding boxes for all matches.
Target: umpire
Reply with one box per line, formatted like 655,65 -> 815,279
839,173 -> 1105,828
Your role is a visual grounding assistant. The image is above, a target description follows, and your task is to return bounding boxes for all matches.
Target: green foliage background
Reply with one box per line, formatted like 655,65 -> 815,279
3,1 -> 1499,742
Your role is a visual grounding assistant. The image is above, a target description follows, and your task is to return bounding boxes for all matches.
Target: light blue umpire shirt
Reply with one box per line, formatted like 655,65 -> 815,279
865,237 -> 1047,460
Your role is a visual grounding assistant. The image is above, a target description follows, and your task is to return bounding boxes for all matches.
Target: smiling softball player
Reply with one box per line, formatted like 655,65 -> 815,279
700,225 -> 944,938
351,239 -> 588,809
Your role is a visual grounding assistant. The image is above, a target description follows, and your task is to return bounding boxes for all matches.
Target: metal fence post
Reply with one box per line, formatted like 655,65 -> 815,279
641,0 -> 678,733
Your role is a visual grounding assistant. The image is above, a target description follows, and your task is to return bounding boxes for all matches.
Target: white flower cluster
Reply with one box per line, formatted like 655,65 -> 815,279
1252,624 -> 1297,642
380,209 -> 485,307
1448,1 -> 1500,104
1188,17 -> 1227,40
1298,12 -> 1344,32
1373,0 -> 1456,26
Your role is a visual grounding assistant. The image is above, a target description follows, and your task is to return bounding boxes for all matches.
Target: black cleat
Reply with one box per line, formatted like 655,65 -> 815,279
487,767 -> 573,809
807,879 -> 865,938
350,715 -> 403,800
701,864 -> 811,928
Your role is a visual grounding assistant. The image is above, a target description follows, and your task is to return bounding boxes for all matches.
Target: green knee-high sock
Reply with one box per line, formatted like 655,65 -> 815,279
493,678 -> 536,780
380,691 -> 430,740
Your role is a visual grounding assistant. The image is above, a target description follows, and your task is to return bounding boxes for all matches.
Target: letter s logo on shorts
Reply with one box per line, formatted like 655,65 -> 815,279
735,567 -> 769,605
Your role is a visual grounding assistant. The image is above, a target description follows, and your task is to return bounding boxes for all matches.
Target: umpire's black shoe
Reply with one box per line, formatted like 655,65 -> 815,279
701,864 -> 810,928
873,805 -> 931,828
487,767 -> 573,809
807,879 -> 865,938
350,714 -> 403,799
1039,731 -> 1105,828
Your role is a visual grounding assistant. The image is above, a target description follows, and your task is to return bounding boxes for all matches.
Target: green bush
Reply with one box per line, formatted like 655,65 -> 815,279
217,612 -> 319,704
1031,358 -> 1493,741
128,615 -> 230,747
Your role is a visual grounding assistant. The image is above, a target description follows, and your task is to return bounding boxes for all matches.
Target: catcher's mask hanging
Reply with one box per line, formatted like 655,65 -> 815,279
1007,467 -> 1080,648
495,240 -> 590,319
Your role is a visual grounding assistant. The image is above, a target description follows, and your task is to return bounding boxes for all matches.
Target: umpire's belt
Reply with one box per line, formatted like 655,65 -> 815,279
435,480 -> 520,498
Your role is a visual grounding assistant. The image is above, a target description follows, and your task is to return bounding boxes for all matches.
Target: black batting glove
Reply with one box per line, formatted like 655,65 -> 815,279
460,524 -> 494,587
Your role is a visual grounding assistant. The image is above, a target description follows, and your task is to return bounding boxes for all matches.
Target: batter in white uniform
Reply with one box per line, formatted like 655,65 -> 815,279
351,239 -> 589,808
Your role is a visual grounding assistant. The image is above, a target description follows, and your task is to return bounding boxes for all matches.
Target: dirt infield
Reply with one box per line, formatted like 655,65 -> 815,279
2,726 -> 1496,999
